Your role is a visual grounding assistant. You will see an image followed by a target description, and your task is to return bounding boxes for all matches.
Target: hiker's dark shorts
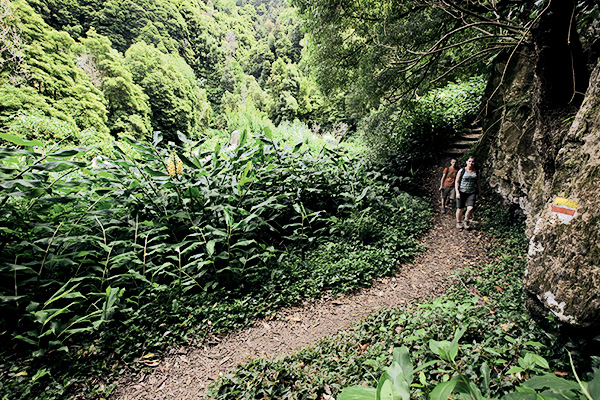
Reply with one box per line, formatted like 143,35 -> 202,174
457,192 -> 477,209
441,186 -> 455,202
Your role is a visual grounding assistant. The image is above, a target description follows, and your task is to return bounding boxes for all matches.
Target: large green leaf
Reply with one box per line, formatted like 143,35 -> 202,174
429,379 -> 458,400
0,295 -> 28,303
47,149 -> 85,158
30,161 -> 87,172
482,362 -> 491,397
385,364 -> 410,400
376,373 -> 402,400
587,369 -> 600,400
0,179 -> 45,189
206,240 -> 216,256
501,392 -> 537,400
0,132 -> 43,147
523,373 -> 580,398
337,386 -> 377,400
393,347 -> 413,385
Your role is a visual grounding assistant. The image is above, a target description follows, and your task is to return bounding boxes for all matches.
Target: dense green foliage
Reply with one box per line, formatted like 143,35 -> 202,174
0,129 -> 431,399
3,0 -> 597,399
292,0 -> 599,107
360,76 -> 485,175
337,343 -> 600,400
1,0 -> 331,145
204,195 -> 600,400
1,1 -> 109,135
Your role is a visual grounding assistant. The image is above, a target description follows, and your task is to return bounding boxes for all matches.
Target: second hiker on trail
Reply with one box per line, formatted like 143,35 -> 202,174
439,158 -> 458,214
455,155 -> 481,230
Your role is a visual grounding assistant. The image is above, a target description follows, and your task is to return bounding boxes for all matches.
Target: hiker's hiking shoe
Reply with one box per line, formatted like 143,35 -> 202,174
456,222 -> 463,229
463,220 -> 470,229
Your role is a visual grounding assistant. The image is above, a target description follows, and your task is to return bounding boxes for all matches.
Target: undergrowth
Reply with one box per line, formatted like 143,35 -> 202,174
0,130 -> 429,399
205,194 -> 600,400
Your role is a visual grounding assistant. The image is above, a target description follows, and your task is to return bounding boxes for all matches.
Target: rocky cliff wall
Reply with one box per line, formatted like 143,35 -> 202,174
478,54 -> 600,328
477,49 -> 539,215
525,61 -> 600,328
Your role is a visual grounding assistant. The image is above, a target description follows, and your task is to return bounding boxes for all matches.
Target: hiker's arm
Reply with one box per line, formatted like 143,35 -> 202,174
440,171 -> 447,190
455,171 -> 462,198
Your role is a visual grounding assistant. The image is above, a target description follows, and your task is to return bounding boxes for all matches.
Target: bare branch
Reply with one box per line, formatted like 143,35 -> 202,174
431,45 -> 512,83
421,20 -> 521,56
439,0 -> 526,30
485,0 -> 551,110
403,33 -> 514,57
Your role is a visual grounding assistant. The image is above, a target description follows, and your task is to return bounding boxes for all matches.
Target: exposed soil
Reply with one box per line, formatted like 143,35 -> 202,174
111,151 -> 491,400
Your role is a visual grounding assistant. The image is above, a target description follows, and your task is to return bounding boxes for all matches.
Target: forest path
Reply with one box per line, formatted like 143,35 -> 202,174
111,147 -> 490,400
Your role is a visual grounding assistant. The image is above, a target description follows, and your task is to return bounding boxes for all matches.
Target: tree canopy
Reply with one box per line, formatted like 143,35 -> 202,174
0,0 -> 336,145
292,0 -> 599,106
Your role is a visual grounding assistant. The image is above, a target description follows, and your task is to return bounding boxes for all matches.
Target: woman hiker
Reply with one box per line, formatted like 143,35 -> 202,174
439,158 -> 458,214
455,155 -> 481,229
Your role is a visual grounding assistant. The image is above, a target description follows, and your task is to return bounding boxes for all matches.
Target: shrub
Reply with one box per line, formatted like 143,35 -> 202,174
359,76 -> 486,176
0,130 -> 429,399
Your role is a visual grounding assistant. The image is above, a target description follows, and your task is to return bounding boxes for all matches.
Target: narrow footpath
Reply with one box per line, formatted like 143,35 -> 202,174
112,135 -> 490,400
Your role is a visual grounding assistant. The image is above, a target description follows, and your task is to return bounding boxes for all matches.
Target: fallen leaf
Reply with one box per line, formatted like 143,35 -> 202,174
553,371 -> 569,377
494,285 -> 503,292
500,322 -> 515,331
14,371 -> 27,377
141,360 -> 159,367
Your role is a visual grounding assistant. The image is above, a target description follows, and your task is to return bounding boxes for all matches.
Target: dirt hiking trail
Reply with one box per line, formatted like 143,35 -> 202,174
111,149 -> 491,400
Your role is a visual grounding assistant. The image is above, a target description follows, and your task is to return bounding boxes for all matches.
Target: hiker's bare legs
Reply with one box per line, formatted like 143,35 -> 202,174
465,206 -> 474,222
440,191 -> 446,211
456,208 -> 463,223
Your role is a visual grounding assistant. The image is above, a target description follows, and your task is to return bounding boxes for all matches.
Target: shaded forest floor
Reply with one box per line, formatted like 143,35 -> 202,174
111,152 -> 493,400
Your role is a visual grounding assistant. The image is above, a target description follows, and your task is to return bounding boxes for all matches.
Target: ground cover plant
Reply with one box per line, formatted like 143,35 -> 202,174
204,195 -> 600,400
0,128 -> 430,399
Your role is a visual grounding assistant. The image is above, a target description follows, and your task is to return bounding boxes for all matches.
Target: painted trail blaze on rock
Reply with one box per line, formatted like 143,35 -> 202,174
550,197 -> 579,223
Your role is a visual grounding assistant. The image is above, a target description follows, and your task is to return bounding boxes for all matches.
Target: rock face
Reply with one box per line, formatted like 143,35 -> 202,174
477,49 -> 539,215
479,55 -> 600,328
524,62 -> 600,328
